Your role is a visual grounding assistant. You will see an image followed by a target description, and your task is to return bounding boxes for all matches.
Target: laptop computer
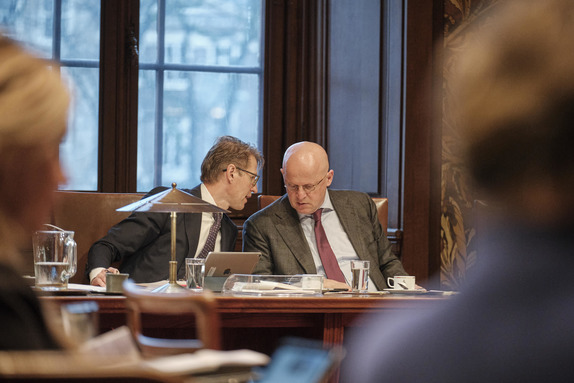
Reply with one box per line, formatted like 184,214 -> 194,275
204,251 -> 260,277
203,251 -> 260,291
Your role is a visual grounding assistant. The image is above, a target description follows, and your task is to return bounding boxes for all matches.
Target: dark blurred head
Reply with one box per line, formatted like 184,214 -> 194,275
453,0 -> 574,223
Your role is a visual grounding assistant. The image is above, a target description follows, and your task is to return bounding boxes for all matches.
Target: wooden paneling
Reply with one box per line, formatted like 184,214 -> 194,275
400,1 -> 443,288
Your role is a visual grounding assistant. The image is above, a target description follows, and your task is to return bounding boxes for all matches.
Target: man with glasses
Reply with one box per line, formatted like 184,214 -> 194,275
242,141 -> 408,290
87,136 -> 263,285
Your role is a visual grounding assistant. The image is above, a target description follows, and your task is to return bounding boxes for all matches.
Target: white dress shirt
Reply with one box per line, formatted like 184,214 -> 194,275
299,190 -> 377,291
193,183 -> 222,258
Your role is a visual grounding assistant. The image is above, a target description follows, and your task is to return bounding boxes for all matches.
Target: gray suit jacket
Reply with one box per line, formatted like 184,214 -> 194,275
242,190 -> 407,290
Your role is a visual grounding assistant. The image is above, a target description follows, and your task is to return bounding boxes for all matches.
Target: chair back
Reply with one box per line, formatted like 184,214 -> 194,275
123,280 -> 221,358
49,191 -> 144,284
257,195 -> 388,233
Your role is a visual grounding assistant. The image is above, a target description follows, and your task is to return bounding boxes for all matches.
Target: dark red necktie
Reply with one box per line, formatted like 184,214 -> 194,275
312,209 -> 346,283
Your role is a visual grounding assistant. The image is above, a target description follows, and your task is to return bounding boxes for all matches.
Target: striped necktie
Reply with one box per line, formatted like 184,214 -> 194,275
198,213 -> 223,259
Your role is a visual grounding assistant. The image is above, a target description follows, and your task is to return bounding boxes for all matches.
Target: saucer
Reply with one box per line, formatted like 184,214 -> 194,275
383,288 -> 427,294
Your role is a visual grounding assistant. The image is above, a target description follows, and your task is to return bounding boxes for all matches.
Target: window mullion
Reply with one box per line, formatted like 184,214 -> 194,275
53,0 -> 61,60
99,0 -> 139,192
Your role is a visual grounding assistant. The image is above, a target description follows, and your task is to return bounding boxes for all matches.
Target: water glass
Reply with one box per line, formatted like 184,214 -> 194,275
351,260 -> 370,293
186,258 -> 205,291
33,230 -> 77,290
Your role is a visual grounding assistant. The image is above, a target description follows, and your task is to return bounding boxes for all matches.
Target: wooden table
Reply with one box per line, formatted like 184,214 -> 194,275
42,293 -> 450,383
42,293 -> 449,353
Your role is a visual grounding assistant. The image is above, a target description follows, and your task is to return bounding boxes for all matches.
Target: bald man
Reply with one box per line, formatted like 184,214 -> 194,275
242,141 -> 408,291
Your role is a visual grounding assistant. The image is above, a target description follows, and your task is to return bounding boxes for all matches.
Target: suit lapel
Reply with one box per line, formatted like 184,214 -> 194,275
272,197 -> 317,273
330,191 -> 368,259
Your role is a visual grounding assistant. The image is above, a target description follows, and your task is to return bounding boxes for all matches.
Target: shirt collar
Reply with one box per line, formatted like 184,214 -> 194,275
200,183 -> 217,205
297,189 -> 334,221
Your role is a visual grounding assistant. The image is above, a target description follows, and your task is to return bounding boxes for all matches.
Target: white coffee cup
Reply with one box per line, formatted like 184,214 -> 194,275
387,275 -> 415,290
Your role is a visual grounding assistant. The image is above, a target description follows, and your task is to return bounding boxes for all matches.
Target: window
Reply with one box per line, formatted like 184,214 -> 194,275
0,0 -> 263,192
0,0 -> 101,190
137,0 -> 263,190
1,1 -> 404,226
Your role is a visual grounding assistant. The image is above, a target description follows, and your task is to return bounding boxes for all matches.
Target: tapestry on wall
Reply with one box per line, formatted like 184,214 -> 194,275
441,0 -> 501,289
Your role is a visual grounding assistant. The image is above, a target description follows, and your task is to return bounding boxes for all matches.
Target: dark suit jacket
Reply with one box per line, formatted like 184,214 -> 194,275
0,263 -> 60,350
87,185 -> 237,283
242,190 -> 407,290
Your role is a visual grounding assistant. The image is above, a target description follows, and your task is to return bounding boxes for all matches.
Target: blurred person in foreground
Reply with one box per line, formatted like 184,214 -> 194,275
87,136 -> 263,286
0,35 -> 68,350
243,141 -> 409,291
342,0 -> 574,381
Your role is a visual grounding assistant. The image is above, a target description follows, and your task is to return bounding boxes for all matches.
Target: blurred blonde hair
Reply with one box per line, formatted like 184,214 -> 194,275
0,35 -> 69,265
0,36 -> 69,148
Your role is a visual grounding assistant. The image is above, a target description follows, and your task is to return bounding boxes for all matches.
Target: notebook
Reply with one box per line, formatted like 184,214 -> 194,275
204,251 -> 261,278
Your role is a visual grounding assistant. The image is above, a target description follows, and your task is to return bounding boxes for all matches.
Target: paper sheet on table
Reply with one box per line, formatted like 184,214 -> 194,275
135,280 -> 187,290
232,281 -> 311,293
141,349 -> 270,375
68,283 -> 106,293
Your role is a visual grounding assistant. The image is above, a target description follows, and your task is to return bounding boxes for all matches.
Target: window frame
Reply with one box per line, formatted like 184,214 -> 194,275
98,0 -> 406,227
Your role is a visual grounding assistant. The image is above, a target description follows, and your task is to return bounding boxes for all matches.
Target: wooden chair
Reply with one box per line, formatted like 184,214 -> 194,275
48,191 -> 144,284
257,195 -> 389,233
123,280 -> 221,358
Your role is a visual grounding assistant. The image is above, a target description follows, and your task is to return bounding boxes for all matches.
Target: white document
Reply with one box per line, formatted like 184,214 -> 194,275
141,349 -> 270,375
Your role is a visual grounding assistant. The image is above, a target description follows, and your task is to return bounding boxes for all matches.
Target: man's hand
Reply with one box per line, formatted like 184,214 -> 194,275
90,267 -> 120,287
323,278 -> 351,291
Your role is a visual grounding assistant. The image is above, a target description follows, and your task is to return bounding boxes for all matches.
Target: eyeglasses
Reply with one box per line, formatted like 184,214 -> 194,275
222,166 -> 260,186
284,173 -> 328,194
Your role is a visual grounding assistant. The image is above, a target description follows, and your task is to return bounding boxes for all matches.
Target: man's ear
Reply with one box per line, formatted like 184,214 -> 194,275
225,164 -> 236,182
325,169 -> 334,187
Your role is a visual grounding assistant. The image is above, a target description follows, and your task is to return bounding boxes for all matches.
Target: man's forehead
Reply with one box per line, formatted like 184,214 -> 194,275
283,168 -> 323,183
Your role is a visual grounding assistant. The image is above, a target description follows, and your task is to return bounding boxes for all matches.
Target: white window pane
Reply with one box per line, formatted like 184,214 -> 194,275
137,69 -> 158,192
60,0 -> 100,60
162,0 -> 262,67
139,0 -> 157,63
137,71 -> 260,190
60,67 -> 99,190
0,0 -> 54,58
162,71 -> 259,186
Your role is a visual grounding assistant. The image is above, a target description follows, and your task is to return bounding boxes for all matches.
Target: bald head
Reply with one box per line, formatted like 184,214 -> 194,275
282,142 -> 329,177
281,142 -> 333,215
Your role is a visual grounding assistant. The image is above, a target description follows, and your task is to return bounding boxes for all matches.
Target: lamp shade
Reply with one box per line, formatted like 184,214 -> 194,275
116,183 -> 228,214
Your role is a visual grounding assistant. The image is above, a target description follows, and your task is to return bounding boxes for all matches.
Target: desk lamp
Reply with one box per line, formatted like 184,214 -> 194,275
117,183 -> 228,293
